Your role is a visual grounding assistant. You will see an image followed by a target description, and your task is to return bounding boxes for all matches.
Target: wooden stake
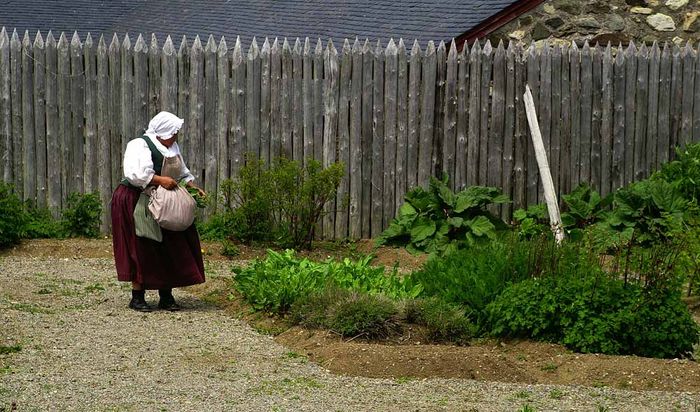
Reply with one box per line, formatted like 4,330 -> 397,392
524,84 -> 565,244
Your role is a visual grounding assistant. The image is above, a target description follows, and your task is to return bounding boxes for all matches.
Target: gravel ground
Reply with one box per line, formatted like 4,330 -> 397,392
1,255 -> 699,411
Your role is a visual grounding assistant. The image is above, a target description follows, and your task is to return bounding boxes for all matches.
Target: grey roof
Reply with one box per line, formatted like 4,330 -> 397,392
0,0 -> 518,46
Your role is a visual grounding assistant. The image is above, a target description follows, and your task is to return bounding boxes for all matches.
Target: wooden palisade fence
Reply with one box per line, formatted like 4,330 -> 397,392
1,28 -> 699,239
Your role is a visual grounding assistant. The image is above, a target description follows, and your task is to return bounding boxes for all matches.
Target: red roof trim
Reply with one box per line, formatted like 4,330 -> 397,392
456,0 -> 546,49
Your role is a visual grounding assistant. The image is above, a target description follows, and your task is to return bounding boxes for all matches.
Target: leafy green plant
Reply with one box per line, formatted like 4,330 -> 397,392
403,297 -> 475,344
377,175 -> 509,255
561,183 -> 610,240
233,249 -> 419,314
23,204 -> 63,239
0,182 -> 26,248
220,240 -> 240,258
512,204 -> 549,239
652,142 -> 700,204
61,192 -> 102,238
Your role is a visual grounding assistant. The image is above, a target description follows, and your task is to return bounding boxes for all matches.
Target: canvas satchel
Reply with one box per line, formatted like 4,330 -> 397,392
133,192 -> 163,242
148,185 -> 196,231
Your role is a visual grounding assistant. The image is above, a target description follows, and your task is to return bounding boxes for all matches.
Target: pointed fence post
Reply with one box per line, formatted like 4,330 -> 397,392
524,84 -> 564,244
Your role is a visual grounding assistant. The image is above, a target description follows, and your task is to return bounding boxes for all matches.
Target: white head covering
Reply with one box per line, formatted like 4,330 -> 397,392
145,111 -> 184,141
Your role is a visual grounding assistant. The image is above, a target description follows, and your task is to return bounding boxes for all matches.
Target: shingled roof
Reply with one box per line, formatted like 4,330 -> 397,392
0,0 -> 534,46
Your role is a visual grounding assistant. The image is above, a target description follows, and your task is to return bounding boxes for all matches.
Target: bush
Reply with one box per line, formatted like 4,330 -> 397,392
0,182 -> 26,248
487,272 -> 699,358
653,142 -> 700,205
290,287 -> 399,338
62,192 -> 102,238
404,297 -> 475,345
233,250 -> 420,314
23,204 -> 63,239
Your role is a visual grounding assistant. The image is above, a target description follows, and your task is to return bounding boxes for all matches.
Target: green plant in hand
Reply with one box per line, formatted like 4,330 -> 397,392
185,184 -> 208,208
377,175 -> 509,255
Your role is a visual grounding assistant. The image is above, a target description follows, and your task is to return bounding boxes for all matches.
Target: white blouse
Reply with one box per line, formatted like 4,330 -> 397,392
122,135 -> 195,188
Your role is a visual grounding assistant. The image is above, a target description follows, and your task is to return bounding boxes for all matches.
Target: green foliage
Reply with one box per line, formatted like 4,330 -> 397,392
653,142 -> 700,204
488,271 -> 699,358
404,297 -> 475,344
290,287 -> 399,338
377,175 -> 509,255
183,184 -> 208,208
61,192 -> 102,238
406,236 -> 532,329
512,204 -> 549,239
561,183 -> 610,240
233,249 -> 419,314
220,240 -> 240,258
269,157 -> 344,249
0,182 -> 26,248
23,204 -> 63,239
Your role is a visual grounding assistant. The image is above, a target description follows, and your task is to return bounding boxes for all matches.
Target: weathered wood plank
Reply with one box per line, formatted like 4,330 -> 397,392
694,43 -> 700,141
612,45 -> 626,192
44,32 -> 61,216
559,44 -> 571,196
600,43 -> 613,197
579,42 -> 593,186
336,39 -> 352,238
107,34 -> 121,190
371,40 -> 385,237
83,33 -> 97,195
527,43 -> 540,205
669,45 -> 683,158
656,43 -> 672,168
538,41 -> 552,198
10,30 -> 22,196
259,38 -> 271,165
33,32 -> 46,207
418,41 -> 436,187
271,38 -> 282,162
312,39 -> 323,165
513,43 -> 527,210
590,43 -> 603,191
246,38 -> 261,159
569,42 -> 582,192
70,32 -> 84,195
680,42 -> 695,148
96,35 -> 111,231
323,40 -> 339,239
395,39 -> 408,218
230,37 -> 245,175
360,39 -> 373,238
21,31 -> 35,202
433,41 -> 446,178
292,39 -> 303,163
177,36 -> 190,150
204,35 -> 218,216
216,37 -> 230,185
133,35 -> 148,144
479,41 -> 493,187
0,29 -> 11,184
455,42 -> 469,191
302,38 -> 314,165
188,36 -> 204,181
489,41 -> 505,205
349,38 -> 363,239
147,35 -> 160,119
646,42 -> 660,175
281,39 -> 292,158
383,39 -> 397,230
634,43 -> 649,181
407,40 -> 421,190
549,44 -> 562,197
119,34 -> 133,188
623,42 -> 637,185
502,41 -> 516,219
443,40 -> 458,189
160,36 -> 177,113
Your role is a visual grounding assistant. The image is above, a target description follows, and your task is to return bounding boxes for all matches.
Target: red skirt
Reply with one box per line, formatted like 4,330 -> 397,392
111,185 -> 205,289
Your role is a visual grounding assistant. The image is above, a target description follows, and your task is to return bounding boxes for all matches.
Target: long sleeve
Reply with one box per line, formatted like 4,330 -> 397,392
122,139 -> 155,188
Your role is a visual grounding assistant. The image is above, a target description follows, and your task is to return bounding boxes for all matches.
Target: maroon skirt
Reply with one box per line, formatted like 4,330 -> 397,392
111,185 -> 205,290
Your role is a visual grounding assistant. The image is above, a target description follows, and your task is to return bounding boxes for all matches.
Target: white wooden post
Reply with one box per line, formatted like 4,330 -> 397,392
524,84 -> 565,244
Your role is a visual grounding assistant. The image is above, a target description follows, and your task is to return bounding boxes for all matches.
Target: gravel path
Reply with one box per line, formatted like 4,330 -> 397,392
1,255 -> 699,411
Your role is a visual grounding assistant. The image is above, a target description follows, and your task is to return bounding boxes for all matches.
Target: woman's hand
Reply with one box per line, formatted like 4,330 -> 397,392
152,175 -> 178,190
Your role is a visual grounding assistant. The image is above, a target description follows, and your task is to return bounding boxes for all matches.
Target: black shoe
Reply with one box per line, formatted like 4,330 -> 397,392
158,297 -> 182,311
128,298 -> 153,312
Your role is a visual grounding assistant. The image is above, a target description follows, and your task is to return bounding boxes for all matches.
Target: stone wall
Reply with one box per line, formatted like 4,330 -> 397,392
490,0 -> 700,46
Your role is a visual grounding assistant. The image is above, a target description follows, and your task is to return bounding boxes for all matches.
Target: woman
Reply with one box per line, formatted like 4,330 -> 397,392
111,111 -> 206,312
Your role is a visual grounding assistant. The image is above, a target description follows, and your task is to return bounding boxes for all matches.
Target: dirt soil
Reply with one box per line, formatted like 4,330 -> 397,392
4,238 -> 700,393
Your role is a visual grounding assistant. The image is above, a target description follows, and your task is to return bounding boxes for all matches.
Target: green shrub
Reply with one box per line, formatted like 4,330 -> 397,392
653,142 -> 700,204
376,175 -> 509,255
23,204 -> 63,239
61,192 -> 102,238
220,240 -> 240,258
487,272 -> 699,358
404,297 -> 475,344
561,183 -> 610,240
233,250 -> 419,314
406,236 -> 542,329
512,204 -> 549,240
0,182 -> 26,248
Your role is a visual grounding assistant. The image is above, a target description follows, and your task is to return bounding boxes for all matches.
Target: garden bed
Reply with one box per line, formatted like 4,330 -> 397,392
8,238 -> 698,393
